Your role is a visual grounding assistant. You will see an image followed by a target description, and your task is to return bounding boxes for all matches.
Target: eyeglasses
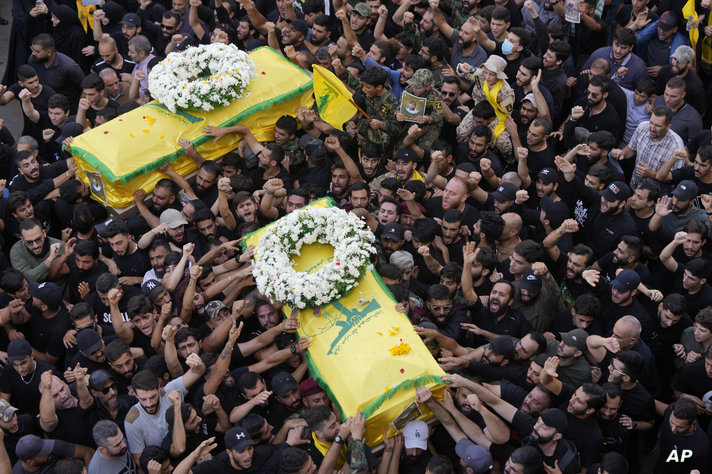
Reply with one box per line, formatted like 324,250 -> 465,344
97,383 -> 115,394
586,90 -> 601,97
161,24 -> 175,29
23,235 -> 44,247
430,305 -> 452,313
608,361 -> 628,377
441,91 -> 457,97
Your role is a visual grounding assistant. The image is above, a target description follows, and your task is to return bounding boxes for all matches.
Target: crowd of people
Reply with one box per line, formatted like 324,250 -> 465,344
2,0 -> 712,472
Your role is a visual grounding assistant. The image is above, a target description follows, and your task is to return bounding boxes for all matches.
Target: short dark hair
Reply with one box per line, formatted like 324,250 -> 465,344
48,94 -> 71,111
200,160 -> 222,178
275,115 -> 298,134
509,446 -> 542,473
635,77 -> 656,96
428,284 -> 452,301
513,240 -> 544,263
131,370 -> 159,392
96,272 -> 119,294
304,405 -> 332,431
31,33 -> 54,51
139,446 -> 170,472
652,106 -> 673,124
589,75 -> 610,94
361,66 -> 388,87
479,211 -> 505,246
615,350 -> 644,381
70,302 -> 93,322
569,244 -> 594,265
280,447 -> 312,473
0,269 -> 26,294
75,239 -> 99,259
378,263 -> 402,281
687,257 -> 710,279
581,382 -> 606,410
661,293 -> 686,316
510,26 -> 530,46
7,191 -> 31,214
17,65 -> 37,81
81,73 -> 105,92
520,56 -> 542,75
588,130 -> 615,151
472,100 -> 496,121
491,6 -> 511,22
19,217 -> 42,234
422,37 -> 448,62
237,371 -> 262,393
671,397 -> 699,423
105,340 -> 131,362
104,220 -> 129,239
548,40 -> 572,63
472,124 -> 492,142
412,218 -> 440,244
614,28 -> 636,47
599,452 -> 629,474
573,293 -> 600,317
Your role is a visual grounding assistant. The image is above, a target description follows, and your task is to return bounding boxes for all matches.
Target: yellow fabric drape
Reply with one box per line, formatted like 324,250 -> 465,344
312,432 -> 347,469
482,79 -> 507,139
683,0 -> 699,67
75,0 -> 96,33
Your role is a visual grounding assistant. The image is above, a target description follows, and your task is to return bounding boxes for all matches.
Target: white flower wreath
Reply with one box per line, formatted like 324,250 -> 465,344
148,43 -> 257,112
253,206 -> 376,310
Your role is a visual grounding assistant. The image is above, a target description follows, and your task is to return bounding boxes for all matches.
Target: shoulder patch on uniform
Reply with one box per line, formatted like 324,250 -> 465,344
125,406 -> 139,424
506,104 -> 513,113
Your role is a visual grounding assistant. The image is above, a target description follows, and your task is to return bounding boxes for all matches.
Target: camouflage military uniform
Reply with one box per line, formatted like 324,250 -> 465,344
402,21 -> 422,53
456,113 -> 514,163
463,67 -> 515,120
430,64 -> 444,89
402,69 -> 443,153
349,440 -> 368,472
456,60 -> 515,162
341,72 -> 401,156
439,0 -> 477,28
281,137 -> 307,179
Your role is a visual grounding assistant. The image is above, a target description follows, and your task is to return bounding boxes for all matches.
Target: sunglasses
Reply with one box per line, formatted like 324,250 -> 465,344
97,383 -> 115,394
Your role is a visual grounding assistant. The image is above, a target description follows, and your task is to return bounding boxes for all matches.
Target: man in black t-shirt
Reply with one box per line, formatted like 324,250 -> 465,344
26,281 -> 72,367
655,398 -> 712,473
0,340 -> 60,417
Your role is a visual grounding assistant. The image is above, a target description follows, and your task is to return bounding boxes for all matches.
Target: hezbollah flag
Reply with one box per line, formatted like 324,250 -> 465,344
312,65 -> 358,130
683,0 -> 699,65
244,198 -> 446,447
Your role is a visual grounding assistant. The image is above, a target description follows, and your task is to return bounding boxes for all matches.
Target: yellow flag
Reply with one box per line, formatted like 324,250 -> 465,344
312,65 -> 358,130
76,0 -> 96,33
683,0 -> 699,63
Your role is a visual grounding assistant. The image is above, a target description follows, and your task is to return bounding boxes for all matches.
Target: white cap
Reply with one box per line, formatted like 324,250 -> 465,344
403,420 -> 429,450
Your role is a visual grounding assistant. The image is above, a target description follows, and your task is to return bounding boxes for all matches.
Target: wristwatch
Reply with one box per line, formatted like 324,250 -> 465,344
290,345 -> 297,354
334,435 -> 346,444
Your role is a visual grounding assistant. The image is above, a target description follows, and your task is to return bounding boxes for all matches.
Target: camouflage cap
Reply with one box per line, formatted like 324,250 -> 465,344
353,2 -> 371,16
407,68 -> 433,89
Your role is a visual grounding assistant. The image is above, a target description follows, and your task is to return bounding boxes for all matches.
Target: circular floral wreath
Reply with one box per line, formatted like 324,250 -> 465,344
253,206 -> 375,310
148,43 -> 257,113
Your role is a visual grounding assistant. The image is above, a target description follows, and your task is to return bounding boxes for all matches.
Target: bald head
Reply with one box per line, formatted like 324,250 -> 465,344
591,58 -> 611,76
613,315 -> 641,350
502,212 -> 523,238
502,171 -> 522,188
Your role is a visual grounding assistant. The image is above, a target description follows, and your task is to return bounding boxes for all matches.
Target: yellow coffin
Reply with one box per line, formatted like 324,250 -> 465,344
244,198 -> 445,447
68,47 -> 314,209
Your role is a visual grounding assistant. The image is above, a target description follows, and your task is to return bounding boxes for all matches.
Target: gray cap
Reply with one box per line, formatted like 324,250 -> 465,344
672,45 -> 695,64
